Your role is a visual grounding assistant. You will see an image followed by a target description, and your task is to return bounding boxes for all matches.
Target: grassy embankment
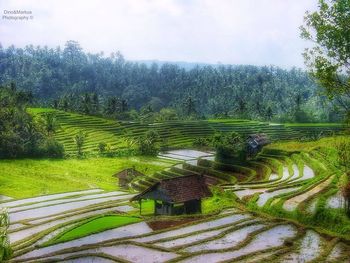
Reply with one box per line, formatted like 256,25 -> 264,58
0,157 -> 176,198
45,215 -> 141,245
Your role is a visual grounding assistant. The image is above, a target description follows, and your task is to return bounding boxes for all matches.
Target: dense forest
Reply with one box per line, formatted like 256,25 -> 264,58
0,83 -> 64,158
0,41 -> 344,122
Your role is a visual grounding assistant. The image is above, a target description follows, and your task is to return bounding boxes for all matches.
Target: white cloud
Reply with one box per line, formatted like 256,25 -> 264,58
0,0 -> 318,68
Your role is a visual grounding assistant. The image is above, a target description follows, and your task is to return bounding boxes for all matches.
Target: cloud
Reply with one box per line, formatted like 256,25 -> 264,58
0,0 -> 318,68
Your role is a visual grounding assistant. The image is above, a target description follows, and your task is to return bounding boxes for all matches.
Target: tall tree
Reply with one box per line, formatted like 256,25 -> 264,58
81,93 -> 91,114
301,0 -> 350,122
0,84 -> 41,158
104,97 -> 118,115
91,93 -> 100,114
265,106 -> 274,121
212,132 -> 245,163
184,96 -> 196,117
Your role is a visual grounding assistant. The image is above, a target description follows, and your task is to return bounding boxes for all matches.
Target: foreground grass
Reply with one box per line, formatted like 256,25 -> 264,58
46,215 -> 141,245
0,157 -> 176,198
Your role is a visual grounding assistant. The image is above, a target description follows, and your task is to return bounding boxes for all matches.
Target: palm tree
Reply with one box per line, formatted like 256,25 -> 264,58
265,106 -> 274,121
81,93 -> 91,114
40,112 -> 59,136
184,96 -> 196,116
74,131 -> 87,157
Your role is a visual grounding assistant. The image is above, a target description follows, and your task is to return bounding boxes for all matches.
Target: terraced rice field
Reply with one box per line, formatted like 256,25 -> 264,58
29,108 -> 346,155
130,149 -> 215,190
2,147 -> 350,262
2,197 -> 349,262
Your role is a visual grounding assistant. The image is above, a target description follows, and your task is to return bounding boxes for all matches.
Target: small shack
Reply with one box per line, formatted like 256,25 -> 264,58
130,174 -> 212,216
113,168 -> 145,189
246,133 -> 270,157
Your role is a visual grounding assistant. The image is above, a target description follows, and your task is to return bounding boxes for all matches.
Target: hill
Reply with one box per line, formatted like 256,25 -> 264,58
1,42 -> 343,122
29,108 -> 346,155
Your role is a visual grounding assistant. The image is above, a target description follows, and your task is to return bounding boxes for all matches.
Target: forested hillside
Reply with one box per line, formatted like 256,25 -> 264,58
0,41 -> 342,122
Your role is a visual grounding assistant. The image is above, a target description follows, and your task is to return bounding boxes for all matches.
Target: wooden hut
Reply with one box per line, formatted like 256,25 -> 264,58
130,174 -> 212,216
113,168 -> 145,188
246,133 -> 270,157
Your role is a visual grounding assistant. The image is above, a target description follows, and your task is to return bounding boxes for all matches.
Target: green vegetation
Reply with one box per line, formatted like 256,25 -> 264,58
134,200 -> 155,216
46,215 -> 141,245
1,41 -> 346,123
2,2 -> 350,261
38,112 -> 60,136
241,136 -> 350,237
137,130 -> 160,156
265,136 -> 349,152
334,137 -> 350,216
73,130 -> 88,157
211,132 -> 246,163
27,108 -> 346,156
0,156 -> 175,198
202,187 -> 237,214
301,0 -> 350,123
0,85 -> 64,158
0,209 -> 11,261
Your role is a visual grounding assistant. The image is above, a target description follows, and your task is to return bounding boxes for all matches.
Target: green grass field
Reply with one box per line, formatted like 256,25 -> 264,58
46,215 -> 141,245
0,156 -> 176,198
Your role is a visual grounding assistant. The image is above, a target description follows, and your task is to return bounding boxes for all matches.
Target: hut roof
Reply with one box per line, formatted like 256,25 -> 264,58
113,168 -> 144,179
131,174 -> 212,203
246,133 -> 270,147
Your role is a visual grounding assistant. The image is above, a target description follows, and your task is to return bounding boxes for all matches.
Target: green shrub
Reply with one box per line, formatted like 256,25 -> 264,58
193,137 -> 209,147
0,209 -> 12,261
42,138 -> 65,158
211,132 -> 246,163
197,158 -> 212,167
294,108 -> 317,123
203,186 -> 237,214
137,130 -> 160,156
74,131 -> 88,157
334,137 -> 350,172
97,142 -> 107,154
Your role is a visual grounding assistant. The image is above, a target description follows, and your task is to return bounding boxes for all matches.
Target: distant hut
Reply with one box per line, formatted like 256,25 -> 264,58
113,168 -> 145,189
246,133 -> 270,157
130,174 -> 212,216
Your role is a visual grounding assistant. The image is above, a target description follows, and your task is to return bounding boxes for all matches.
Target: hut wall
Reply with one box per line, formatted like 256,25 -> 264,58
118,171 -> 129,188
155,201 -> 174,215
184,199 -> 201,214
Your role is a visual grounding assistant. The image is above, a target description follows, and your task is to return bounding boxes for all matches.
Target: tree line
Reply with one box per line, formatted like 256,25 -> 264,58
0,41 -> 345,122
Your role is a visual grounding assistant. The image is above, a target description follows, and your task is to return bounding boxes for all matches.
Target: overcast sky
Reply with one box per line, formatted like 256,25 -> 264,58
0,0 -> 318,68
